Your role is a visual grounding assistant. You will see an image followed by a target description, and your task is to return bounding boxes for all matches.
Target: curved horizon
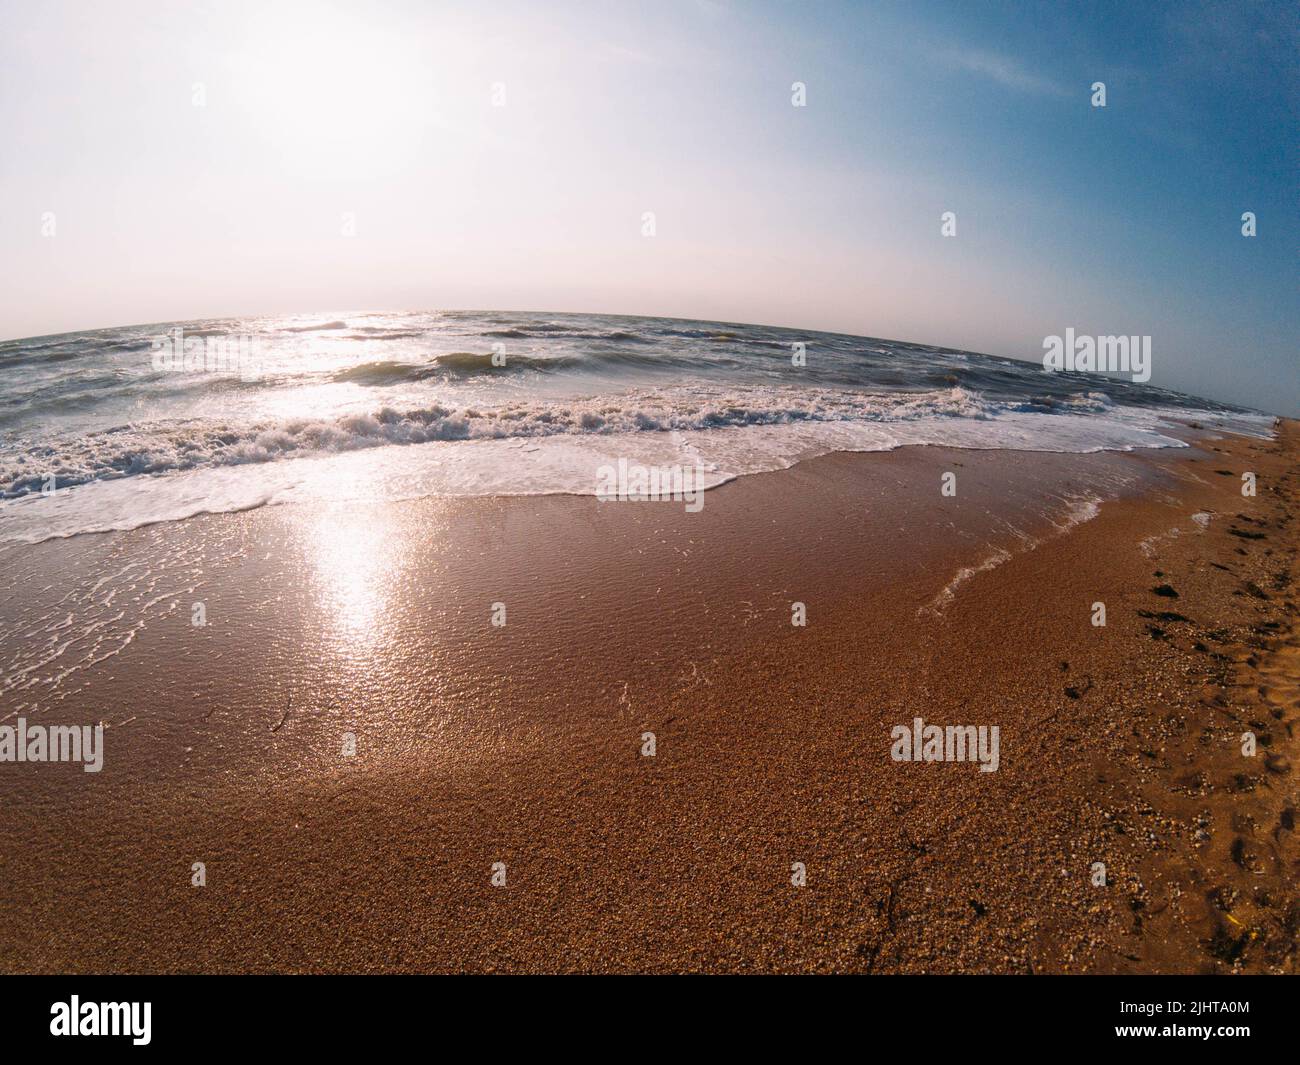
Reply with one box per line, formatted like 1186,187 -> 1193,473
2,306 -> 1283,417
2,0 -> 1296,416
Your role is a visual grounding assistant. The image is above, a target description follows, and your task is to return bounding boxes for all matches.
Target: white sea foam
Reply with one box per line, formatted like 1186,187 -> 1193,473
0,397 -> 1264,546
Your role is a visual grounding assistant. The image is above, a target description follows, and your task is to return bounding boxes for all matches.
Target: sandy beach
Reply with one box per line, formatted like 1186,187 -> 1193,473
0,421 -> 1296,974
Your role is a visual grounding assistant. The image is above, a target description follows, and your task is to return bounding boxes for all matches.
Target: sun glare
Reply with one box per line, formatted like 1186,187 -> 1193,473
230,6 -> 434,159
308,505 -> 398,643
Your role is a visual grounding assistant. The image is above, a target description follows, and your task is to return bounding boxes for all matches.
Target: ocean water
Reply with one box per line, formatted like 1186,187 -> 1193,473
0,310 -> 1275,544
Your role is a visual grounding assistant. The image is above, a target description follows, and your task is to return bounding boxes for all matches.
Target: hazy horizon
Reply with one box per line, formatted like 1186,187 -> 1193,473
0,304 -> 1284,418
2,0 -> 1296,415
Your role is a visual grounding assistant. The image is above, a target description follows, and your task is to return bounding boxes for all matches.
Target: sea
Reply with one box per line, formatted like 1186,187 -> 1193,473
0,310 -> 1275,545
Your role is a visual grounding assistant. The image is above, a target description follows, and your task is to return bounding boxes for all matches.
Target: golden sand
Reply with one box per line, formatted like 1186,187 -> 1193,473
0,424 -> 1296,973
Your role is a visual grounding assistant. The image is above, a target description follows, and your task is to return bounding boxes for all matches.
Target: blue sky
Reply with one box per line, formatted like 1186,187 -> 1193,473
1,0 -> 1296,413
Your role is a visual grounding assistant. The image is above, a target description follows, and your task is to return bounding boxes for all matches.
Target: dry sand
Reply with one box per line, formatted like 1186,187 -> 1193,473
0,422 -> 1296,973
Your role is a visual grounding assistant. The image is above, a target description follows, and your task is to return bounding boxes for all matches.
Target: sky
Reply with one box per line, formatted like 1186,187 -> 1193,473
0,0 -> 1296,414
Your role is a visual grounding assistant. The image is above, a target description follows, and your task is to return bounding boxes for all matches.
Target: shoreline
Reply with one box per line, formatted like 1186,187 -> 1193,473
1,423 -> 1296,973
0,405 -> 1276,550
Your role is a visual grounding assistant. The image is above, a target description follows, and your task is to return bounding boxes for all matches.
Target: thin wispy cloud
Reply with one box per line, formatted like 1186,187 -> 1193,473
943,48 -> 1072,98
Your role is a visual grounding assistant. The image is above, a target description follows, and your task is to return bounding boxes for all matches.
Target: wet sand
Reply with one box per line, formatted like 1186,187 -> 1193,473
0,422 -> 1296,973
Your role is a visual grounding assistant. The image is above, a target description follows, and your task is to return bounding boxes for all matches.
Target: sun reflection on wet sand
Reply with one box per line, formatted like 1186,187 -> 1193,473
307,504 -> 402,645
